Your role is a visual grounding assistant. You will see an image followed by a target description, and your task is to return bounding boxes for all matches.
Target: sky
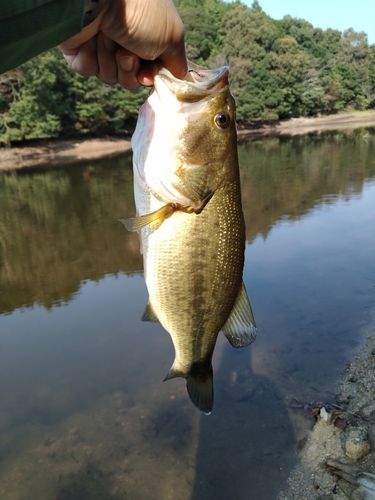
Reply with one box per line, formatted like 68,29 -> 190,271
243,0 -> 375,45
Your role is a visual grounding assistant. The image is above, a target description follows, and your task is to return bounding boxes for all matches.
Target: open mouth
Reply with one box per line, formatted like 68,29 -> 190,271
155,62 -> 229,102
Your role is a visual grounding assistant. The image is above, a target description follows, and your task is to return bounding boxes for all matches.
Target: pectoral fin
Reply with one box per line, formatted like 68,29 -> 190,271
222,282 -> 257,348
118,203 -> 176,232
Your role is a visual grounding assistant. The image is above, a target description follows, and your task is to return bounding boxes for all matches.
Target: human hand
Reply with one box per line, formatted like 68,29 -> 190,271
58,0 -> 187,90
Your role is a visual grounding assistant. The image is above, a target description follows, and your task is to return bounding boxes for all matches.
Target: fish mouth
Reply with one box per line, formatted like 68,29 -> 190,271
155,61 -> 229,102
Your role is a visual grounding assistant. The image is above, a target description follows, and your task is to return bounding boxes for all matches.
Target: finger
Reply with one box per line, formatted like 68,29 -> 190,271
158,38 -> 188,81
96,33 -> 119,85
116,48 -> 141,91
61,38 -> 98,77
137,60 -> 155,87
154,3 -> 187,81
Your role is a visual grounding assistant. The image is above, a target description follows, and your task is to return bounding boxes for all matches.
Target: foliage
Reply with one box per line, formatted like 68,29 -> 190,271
0,157 -> 140,313
0,0 -> 374,142
0,49 -> 148,143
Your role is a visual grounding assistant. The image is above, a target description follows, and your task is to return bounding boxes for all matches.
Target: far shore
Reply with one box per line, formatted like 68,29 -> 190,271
0,110 -> 374,171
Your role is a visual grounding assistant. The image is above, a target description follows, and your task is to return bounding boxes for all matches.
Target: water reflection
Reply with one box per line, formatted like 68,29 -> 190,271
0,127 -> 374,499
240,127 -> 374,240
1,129 -> 373,316
0,156 -> 141,314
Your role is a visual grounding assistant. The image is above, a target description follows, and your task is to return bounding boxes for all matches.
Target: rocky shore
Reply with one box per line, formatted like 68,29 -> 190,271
278,330 -> 375,500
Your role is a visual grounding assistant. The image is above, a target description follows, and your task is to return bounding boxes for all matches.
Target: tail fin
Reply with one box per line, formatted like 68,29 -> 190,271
186,369 -> 213,414
163,361 -> 214,414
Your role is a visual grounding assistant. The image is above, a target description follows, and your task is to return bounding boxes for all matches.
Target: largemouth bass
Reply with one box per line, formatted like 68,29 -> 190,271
120,62 -> 256,413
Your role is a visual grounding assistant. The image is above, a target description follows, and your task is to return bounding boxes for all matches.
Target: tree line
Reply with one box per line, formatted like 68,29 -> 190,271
1,0 -> 374,144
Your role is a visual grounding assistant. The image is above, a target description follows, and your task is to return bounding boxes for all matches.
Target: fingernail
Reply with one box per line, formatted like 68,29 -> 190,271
119,56 -> 134,71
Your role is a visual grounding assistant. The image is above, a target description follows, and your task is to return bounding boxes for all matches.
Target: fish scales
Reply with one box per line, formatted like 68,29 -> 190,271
121,62 -> 257,413
145,180 -> 245,365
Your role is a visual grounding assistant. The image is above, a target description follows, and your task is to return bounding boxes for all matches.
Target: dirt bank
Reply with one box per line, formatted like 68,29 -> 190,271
237,110 -> 375,139
0,136 -> 132,171
278,329 -> 375,500
1,111 -> 374,171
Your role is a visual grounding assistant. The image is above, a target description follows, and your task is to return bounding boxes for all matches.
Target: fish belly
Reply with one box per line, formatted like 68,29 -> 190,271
142,180 -> 245,368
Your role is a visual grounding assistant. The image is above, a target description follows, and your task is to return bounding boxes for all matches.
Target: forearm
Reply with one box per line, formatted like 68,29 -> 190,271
0,0 -> 187,90
0,0 -> 85,73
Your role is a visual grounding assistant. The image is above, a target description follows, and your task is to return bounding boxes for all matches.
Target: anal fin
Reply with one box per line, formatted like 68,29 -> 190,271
222,282 -> 257,348
142,301 -> 160,322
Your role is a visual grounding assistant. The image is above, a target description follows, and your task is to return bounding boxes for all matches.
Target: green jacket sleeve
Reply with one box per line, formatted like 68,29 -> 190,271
0,0 -> 85,73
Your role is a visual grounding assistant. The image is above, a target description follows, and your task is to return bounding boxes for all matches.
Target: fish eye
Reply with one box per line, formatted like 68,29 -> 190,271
215,112 -> 230,129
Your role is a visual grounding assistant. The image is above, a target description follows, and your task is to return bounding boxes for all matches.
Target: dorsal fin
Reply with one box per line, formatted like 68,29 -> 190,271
222,282 -> 257,348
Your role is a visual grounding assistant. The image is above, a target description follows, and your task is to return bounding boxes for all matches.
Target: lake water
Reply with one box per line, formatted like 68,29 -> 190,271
0,128 -> 374,499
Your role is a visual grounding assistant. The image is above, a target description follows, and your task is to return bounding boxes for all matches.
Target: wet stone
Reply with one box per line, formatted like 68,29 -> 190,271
344,427 -> 371,461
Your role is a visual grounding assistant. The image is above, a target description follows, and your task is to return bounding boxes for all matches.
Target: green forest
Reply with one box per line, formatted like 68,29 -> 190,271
1,0 -> 374,144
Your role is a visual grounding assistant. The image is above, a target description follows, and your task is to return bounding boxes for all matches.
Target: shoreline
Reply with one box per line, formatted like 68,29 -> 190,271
237,109 -> 375,139
0,111 -> 374,171
278,328 -> 375,500
0,136 -> 133,171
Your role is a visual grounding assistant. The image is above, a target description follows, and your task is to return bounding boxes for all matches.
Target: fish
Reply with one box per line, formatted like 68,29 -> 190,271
120,62 -> 256,413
